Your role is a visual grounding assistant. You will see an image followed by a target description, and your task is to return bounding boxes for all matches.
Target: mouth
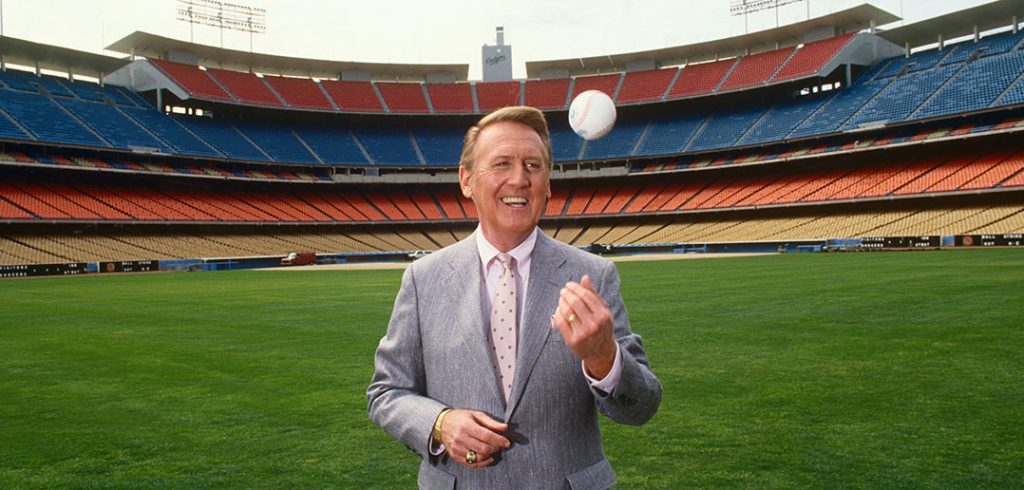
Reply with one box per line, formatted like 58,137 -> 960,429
501,196 -> 528,208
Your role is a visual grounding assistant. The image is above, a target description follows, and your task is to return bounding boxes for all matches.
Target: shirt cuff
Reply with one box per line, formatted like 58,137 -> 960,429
582,343 -> 622,398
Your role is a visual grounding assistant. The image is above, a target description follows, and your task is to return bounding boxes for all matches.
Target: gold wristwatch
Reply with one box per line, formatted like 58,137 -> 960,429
433,408 -> 452,444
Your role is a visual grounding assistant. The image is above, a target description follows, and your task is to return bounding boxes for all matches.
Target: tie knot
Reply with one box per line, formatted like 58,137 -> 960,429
496,253 -> 514,276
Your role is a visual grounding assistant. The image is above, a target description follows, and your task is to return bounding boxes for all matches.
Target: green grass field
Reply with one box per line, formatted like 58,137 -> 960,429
2,249 -> 1022,488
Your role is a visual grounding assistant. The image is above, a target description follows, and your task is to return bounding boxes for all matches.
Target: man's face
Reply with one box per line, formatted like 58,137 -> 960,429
459,121 -> 551,251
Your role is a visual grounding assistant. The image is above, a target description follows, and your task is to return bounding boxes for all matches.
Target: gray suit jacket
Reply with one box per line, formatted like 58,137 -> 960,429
367,231 -> 661,489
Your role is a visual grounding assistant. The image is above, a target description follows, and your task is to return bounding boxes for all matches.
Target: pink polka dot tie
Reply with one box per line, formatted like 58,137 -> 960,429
491,253 -> 517,402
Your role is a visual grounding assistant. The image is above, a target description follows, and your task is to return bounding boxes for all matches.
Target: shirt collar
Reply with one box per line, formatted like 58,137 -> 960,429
475,226 -> 538,271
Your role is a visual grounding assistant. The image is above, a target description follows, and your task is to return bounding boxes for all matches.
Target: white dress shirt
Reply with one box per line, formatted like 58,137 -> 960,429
474,227 -> 622,396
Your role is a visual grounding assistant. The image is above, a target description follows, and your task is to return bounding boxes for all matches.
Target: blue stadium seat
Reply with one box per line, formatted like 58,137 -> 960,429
412,126 -> 463,166
0,70 -> 75,97
942,29 -> 1024,65
581,118 -> 647,160
915,50 -> 1024,119
634,114 -> 704,157
0,109 -> 30,140
686,106 -> 768,152
790,78 -> 889,137
549,122 -> 584,162
0,89 -> 106,147
59,98 -> 170,151
233,121 -> 319,164
352,126 -> 421,166
120,106 -> 222,157
874,48 -> 950,79
292,125 -> 370,165
740,93 -> 832,145
845,64 -> 960,128
173,115 -> 270,161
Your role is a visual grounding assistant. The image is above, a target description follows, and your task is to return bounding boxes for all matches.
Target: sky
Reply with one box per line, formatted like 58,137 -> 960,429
0,0 -> 1000,79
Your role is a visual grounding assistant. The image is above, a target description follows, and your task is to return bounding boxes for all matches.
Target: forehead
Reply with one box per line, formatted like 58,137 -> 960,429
475,121 -> 545,161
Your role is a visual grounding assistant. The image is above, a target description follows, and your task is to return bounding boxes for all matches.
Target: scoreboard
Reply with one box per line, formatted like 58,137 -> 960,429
956,234 -> 1024,247
861,236 -> 941,249
99,260 -> 160,273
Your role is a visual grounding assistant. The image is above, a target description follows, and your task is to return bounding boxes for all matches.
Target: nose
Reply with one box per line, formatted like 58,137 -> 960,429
508,162 -> 530,187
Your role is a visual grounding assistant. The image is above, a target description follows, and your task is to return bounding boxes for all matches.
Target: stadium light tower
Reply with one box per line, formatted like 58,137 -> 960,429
176,0 -> 266,51
730,0 -> 805,32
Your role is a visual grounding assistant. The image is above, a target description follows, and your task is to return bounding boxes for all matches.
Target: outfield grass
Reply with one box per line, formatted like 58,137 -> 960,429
1,249 -> 1022,488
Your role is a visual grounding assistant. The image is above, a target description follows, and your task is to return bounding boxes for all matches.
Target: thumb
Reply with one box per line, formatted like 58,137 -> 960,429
471,411 -> 509,432
580,274 -> 595,292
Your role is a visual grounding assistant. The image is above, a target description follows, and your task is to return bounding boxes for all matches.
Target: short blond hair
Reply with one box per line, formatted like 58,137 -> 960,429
458,106 -> 553,173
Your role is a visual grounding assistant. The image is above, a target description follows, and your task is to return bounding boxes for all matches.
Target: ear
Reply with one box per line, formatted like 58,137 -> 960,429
458,166 -> 473,199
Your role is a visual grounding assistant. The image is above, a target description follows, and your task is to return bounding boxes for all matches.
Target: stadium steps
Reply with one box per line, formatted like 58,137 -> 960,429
371,83 -> 389,112
0,105 -> 34,140
52,97 -> 113,147
259,77 -> 290,107
317,82 -> 341,111
114,105 -> 175,151
290,128 -> 326,164
713,58 -> 740,93
420,84 -> 435,113
906,61 -> 971,120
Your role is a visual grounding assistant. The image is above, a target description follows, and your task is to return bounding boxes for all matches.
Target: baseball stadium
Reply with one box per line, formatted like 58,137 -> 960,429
2,0 -> 1022,487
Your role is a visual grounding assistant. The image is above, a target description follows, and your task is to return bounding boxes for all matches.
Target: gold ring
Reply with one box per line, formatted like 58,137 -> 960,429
567,313 -> 577,324
465,450 -> 477,464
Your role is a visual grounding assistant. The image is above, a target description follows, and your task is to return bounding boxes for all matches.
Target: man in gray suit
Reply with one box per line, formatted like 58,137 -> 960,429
367,106 -> 661,489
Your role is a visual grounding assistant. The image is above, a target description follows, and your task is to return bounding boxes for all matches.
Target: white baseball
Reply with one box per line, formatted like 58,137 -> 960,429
568,90 -> 617,141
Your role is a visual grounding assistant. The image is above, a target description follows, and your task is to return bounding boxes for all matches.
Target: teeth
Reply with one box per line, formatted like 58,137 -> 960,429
502,197 -> 528,205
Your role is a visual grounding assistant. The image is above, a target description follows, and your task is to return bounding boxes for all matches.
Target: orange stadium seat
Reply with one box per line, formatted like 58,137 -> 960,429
524,79 -> 570,110
616,68 -> 677,104
773,33 -> 857,82
320,80 -> 384,112
204,67 -> 284,107
262,75 -> 334,110
148,59 -> 233,102
475,81 -> 521,112
376,82 -> 430,113
426,83 -> 475,113
571,74 -> 621,99
720,47 -> 796,92
667,58 -> 737,99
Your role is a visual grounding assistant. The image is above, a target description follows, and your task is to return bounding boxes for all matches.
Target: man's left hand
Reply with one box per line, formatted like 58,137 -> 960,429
551,275 -> 617,379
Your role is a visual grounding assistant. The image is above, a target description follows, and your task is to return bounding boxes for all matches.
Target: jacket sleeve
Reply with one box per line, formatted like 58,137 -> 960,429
366,264 -> 447,457
592,260 -> 662,425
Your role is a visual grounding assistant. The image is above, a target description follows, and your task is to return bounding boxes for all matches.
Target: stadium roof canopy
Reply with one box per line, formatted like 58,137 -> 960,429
525,4 -> 898,78
106,31 -> 470,82
0,36 -> 129,79
874,0 -> 1024,48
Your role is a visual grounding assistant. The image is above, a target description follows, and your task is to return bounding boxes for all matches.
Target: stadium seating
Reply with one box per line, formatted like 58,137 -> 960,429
720,47 -> 795,91
376,82 -> 430,113
914,50 -> 1024,119
475,81 -> 522,112
667,58 -> 736,99
616,68 -> 677,104
425,83 -> 475,113
571,74 -> 621,99
262,75 -> 334,110
292,124 -> 370,165
412,126 -> 464,166
148,59 -> 234,101
351,126 -> 422,165
58,98 -> 170,151
524,78 -> 570,110
320,80 -> 384,112
773,32 -> 857,81
232,121 -> 320,164
204,67 -> 285,107
173,115 -> 271,161
0,89 -> 106,147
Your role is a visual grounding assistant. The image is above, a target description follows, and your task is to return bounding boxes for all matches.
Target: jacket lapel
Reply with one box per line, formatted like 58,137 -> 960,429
441,234 -> 504,405
505,232 -> 570,418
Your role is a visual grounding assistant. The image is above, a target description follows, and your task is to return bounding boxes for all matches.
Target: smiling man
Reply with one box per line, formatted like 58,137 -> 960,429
367,106 -> 661,489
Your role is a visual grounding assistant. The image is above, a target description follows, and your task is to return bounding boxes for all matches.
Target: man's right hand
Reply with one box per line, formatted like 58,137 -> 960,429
439,409 -> 511,468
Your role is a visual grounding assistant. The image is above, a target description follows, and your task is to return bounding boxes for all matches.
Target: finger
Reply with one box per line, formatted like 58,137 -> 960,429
560,284 -> 595,325
565,279 -> 608,311
469,412 -> 511,449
